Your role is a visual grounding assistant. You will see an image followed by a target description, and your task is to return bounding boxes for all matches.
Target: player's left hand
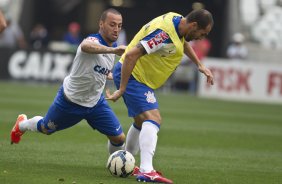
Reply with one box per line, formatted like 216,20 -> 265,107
107,72 -> 113,80
105,89 -> 123,102
198,65 -> 214,85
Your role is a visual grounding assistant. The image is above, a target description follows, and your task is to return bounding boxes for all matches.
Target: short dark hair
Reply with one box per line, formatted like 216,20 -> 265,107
100,8 -> 121,21
186,9 -> 214,29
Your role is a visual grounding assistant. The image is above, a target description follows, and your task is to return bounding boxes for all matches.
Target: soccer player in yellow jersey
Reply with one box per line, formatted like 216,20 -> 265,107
107,9 -> 214,183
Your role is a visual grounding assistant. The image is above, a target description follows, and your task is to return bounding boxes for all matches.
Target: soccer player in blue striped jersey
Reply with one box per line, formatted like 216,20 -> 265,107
10,8 -> 127,155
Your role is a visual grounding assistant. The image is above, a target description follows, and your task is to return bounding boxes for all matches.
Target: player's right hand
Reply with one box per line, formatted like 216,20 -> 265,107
105,89 -> 123,102
114,45 -> 126,56
198,64 -> 214,85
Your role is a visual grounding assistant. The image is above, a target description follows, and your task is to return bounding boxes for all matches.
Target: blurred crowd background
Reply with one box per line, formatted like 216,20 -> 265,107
0,0 -> 282,103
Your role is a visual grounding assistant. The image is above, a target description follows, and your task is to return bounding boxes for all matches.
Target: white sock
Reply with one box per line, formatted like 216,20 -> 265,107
108,140 -> 125,155
125,123 -> 141,155
19,116 -> 42,132
139,120 -> 160,173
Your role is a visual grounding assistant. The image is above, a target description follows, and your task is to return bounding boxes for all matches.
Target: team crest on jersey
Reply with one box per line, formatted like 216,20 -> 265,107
144,91 -> 156,103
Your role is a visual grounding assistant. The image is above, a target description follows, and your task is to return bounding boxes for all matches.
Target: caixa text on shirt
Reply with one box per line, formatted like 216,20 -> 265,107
8,50 -> 73,81
94,65 -> 110,76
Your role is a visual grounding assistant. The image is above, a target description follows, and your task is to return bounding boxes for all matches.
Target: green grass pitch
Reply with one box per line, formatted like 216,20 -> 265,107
0,81 -> 282,184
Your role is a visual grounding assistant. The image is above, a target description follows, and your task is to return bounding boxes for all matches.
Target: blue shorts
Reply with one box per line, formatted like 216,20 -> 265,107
39,86 -> 123,136
113,62 -> 159,117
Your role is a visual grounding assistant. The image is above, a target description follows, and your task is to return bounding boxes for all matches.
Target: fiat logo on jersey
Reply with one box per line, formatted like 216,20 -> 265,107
94,65 -> 110,76
147,31 -> 169,49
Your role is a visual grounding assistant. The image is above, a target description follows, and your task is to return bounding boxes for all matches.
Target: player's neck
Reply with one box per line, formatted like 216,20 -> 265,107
177,18 -> 188,38
99,31 -> 113,46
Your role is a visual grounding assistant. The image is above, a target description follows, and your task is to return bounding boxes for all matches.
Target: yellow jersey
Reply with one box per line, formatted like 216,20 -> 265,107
120,12 -> 185,89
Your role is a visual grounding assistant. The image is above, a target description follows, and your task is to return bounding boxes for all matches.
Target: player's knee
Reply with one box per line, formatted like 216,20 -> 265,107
155,115 -> 162,124
116,133 -> 126,143
119,133 -> 126,142
151,111 -> 162,124
109,133 -> 125,145
138,110 -> 162,124
146,114 -> 162,125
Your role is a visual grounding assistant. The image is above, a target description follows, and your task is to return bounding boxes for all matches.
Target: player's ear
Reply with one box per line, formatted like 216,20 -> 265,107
187,22 -> 197,31
99,20 -> 103,28
191,22 -> 198,30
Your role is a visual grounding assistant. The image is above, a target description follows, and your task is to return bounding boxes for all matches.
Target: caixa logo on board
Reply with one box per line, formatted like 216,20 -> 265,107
8,50 -> 73,81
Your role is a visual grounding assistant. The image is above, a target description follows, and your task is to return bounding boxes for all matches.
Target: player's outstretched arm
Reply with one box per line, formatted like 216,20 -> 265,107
183,41 -> 201,67
106,43 -> 145,102
81,39 -> 126,56
183,41 -> 214,85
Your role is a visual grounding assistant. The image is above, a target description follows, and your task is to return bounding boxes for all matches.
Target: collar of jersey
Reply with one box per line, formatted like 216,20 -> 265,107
87,33 -> 117,48
173,16 -> 182,38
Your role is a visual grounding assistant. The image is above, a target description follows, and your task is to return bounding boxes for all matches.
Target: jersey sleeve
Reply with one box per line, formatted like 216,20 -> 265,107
140,29 -> 173,54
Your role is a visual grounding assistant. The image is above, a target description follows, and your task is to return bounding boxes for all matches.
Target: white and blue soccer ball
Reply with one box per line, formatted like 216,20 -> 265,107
106,150 -> 135,178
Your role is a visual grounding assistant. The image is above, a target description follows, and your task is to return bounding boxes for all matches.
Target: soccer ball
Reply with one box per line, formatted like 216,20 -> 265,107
106,150 -> 135,178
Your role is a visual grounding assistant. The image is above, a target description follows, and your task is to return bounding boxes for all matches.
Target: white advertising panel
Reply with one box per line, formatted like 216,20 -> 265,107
198,58 -> 282,104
